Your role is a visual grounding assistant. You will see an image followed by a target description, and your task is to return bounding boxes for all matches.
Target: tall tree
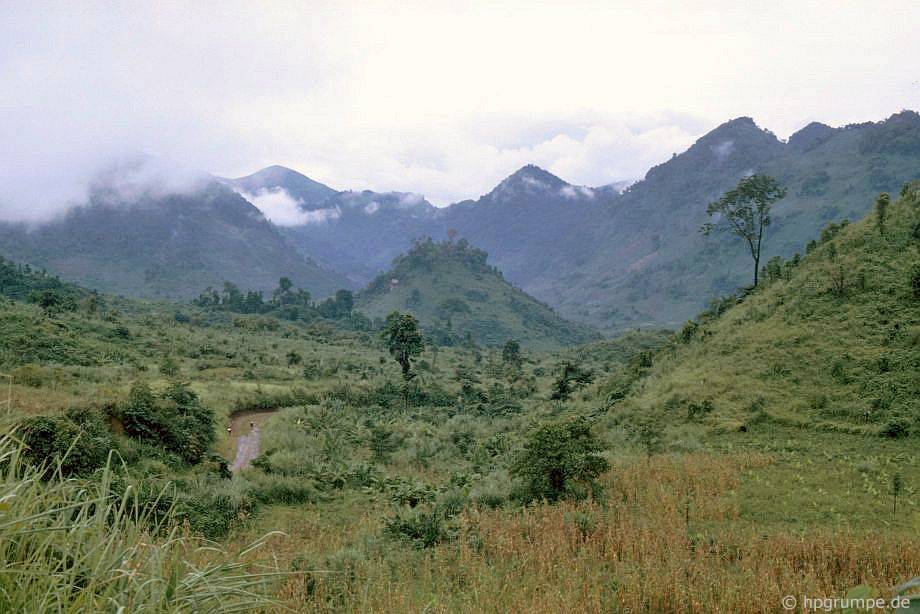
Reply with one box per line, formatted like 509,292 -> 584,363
701,174 -> 786,286
272,277 -> 294,306
875,192 -> 890,235
381,311 -> 424,407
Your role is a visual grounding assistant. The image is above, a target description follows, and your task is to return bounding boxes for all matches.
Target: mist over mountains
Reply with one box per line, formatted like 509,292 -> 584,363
236,110 -> 920,331
1,110 -> 918,332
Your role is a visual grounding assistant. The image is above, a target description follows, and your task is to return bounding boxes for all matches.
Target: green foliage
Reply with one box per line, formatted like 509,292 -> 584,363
29,288 -> 78,314
702,174 -> 787,286
502,338 -> 522,366
875,192 -> 891,235
0,435 -> 278,611
911,263 -> 920,300
159,355 -> 180,377
625,187 -> 920,439
115,382 -> 215,464
0,256 -> 86,304
368,422 -> 401,464
510,416 -> 609,503
550,361 -> 594,401
17,408 -> 114,478
381,311 -> 424,381
384,507 -> 457,549
359,238 -> 598,349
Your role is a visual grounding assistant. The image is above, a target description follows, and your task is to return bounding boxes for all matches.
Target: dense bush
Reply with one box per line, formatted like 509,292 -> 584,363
510,416 -> 609,503
17,408 -> 114,478
115,382 -> 215,464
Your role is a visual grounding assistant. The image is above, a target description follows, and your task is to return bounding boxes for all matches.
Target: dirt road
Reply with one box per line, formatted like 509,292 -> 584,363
228,409 -> 277,473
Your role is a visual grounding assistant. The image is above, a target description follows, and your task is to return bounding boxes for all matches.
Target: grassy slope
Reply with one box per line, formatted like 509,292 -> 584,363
618,185 -> 920,436
357,240 -> 599,350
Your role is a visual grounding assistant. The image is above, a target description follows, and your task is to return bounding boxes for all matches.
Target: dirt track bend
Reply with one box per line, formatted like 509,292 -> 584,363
229,409 -> 277,473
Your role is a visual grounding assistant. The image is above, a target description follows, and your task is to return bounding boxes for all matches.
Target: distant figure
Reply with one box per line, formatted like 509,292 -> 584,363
226,425 -> 232,435
250,421 -> 254,429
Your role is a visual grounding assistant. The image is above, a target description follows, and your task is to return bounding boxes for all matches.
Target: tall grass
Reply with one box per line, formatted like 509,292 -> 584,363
0,434 -> 284,612
268,453 -> 919,613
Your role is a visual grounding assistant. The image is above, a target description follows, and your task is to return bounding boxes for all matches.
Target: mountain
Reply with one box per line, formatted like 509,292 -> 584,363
0,178 -> 349,300
613,182 -> 920,437
283,163 -> 606,287
282,189 -> 441,284
356,238 -> 599,349
278,111 -> 920,333
225,165 -> 338,209
554,111 -> 920,331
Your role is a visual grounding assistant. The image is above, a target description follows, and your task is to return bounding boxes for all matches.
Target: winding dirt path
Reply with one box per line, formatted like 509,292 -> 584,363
228,409 -> 277,473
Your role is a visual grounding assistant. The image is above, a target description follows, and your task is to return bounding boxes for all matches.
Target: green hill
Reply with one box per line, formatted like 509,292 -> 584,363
0,180 -> 349,300
357,238 -> 599,350
612,182 -> 920,437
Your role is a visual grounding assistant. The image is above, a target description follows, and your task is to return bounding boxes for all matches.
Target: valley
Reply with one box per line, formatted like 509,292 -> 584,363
1,182 -> 918,611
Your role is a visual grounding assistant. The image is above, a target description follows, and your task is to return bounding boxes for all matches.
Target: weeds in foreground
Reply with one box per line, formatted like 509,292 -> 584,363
0,435 -> 284,612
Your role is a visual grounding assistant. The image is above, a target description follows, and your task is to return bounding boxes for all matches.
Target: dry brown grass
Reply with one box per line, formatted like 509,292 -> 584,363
254,453 -> 918,613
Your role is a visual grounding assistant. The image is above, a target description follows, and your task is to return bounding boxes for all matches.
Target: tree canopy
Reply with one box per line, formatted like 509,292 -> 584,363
701,174 -> 786,286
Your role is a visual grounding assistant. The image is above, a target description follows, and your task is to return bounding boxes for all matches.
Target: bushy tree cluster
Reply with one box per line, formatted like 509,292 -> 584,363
194,278 -> 362,325
510,416 -> 609,503
113,382 -> 215,465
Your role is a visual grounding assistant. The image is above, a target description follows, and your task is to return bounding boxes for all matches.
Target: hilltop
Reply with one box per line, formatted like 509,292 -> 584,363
611,182 -> 920,438
357,238 -> 599,349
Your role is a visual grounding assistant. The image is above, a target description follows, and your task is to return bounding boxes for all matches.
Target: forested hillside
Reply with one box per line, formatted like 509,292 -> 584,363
0,180 -> 349,300
358,238 -> 599,349
277,112 -> 920,332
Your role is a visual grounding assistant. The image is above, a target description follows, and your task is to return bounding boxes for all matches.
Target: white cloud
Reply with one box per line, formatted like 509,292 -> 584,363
712,140 -> 735,160
236,187 -> 340,226
364,201 -> 379,214
0,1 -> 917,217
559,185 -> 596,200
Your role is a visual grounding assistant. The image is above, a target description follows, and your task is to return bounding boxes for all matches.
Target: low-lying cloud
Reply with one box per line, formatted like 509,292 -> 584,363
0,152 -> 208,224
236,187 -> 341,226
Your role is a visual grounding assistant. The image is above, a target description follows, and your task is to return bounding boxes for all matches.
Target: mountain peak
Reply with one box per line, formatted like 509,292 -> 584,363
788,121 -> 837,152
702,116 -> 775,142
229,165 -> 337,209
504,164 -> 567,187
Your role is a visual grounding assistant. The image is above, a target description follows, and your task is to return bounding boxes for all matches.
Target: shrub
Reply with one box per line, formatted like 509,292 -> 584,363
116,382 -> 215,464
159,355 -> 180,377
172,480 -> 254,538
550,361 -> 594,401
17,409 -> 113,478
510,416 -> 609,503
880,417 -> 910,439
0,435 -> 277,611
10,363 -> 46,387
245,473 -> 319,505
384,507 -> 457,549
911,264 -> 920,300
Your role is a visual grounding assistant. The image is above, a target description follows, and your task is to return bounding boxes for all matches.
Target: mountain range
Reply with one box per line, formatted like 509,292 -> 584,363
1,110 -> 918,334
242,110 -> 920,331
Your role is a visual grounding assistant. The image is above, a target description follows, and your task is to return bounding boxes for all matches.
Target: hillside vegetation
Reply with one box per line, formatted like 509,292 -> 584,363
614,182 -> 920,438
357,238 -> 599,349
270,112 -> 920,332
0,186 -> 917,611
0,180 -> 348,300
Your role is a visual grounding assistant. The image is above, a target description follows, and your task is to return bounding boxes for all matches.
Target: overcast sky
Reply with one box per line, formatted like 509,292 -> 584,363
1,0 -> 918,221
